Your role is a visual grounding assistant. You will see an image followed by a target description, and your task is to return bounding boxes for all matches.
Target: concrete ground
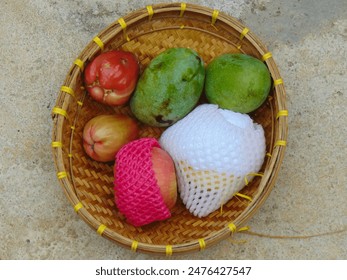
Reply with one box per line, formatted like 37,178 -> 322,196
0,0 -> 346,259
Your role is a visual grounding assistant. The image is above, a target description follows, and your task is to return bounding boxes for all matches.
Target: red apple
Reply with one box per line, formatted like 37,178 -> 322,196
84,50 -> 140,106
83,114 -> 139,162
151,147 -> 177,210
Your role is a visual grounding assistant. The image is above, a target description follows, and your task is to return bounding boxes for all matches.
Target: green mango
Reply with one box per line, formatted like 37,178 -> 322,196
205,53 -> 271,113
130,48 -> 205,127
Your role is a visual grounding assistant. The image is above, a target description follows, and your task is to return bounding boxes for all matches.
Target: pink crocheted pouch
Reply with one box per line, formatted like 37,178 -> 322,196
114,138 -> 171,226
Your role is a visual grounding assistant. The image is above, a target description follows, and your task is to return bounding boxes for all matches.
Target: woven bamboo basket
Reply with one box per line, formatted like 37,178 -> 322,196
51,3 -> 287,255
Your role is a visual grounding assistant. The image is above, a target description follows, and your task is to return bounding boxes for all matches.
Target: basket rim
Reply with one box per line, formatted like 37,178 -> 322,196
51,2 -> 288,255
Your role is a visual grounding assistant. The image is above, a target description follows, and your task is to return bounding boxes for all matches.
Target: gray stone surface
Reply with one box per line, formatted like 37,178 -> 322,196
0,0 -> 346,259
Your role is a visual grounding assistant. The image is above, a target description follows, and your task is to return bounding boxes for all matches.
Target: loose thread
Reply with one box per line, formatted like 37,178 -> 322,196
221,192 -> 252,214
228,223 -> 249,234
226,224 -> 347,241
241,227 -> 347,240
233,194 -> 251,208
235,192 -> 253,202
228,238 -> 248,245
228,224 -> 250,244
244,173 -> 264,186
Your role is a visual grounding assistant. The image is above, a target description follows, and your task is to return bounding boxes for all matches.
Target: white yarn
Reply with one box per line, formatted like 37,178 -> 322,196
159,104 -> 266,217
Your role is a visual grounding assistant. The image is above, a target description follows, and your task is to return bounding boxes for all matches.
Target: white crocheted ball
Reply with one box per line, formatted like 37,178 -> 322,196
159,104 -> 266,217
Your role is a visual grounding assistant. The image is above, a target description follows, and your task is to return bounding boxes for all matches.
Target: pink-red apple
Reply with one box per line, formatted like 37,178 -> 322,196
84,50 -> 140,106
151,147 -> 177,210
113,138 -> 177,226
82,114 -> 139,162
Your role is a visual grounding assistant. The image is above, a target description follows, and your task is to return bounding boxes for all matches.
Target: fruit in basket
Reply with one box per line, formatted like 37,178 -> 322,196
84,50 -> 140,106
151,147 -> 178,210
205,53 -> 271,113
130,47 -> 205,127
114,138 -> 177,226
82,114 -> 139,162
160,104 -> 266,217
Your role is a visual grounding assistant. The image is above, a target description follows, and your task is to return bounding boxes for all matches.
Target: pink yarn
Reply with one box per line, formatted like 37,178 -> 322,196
114,138 -> 171,226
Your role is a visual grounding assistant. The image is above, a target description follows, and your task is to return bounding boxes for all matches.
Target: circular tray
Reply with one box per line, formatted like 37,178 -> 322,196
51,3 -> 287,255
